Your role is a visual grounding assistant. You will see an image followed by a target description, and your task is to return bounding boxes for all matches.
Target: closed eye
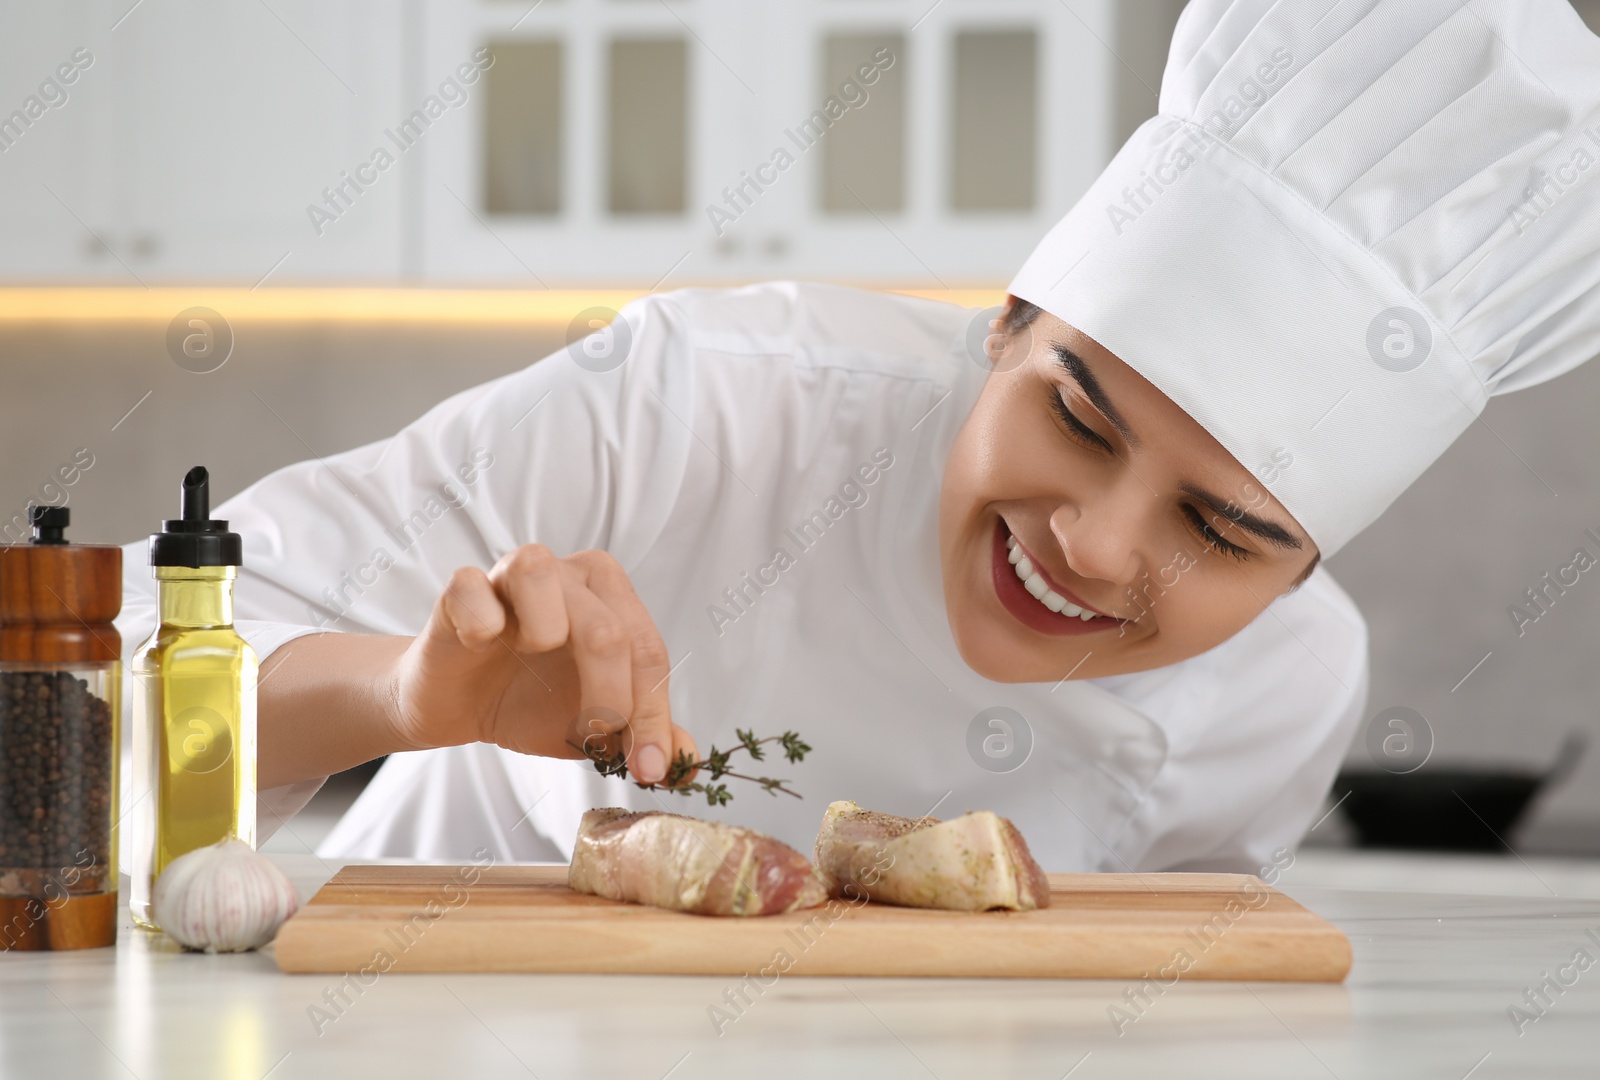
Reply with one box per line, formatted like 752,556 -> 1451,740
1050,391 -> 1113,453
1181,505 -> 1252,561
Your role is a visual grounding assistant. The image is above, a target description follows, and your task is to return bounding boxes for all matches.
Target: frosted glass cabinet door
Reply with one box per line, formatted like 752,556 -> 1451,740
418,0 -> 753,287
743,0 -> 1116,285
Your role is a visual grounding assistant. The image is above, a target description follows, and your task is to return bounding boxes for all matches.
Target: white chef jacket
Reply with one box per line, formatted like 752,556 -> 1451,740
114,282 -> 1370,874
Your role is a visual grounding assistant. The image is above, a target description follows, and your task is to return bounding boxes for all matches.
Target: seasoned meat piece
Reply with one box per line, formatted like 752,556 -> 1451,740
814,800 -> 1051,911
568,807 -> 828,916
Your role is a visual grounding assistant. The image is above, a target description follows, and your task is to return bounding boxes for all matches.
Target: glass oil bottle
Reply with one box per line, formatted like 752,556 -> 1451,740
128,466 -> 256,929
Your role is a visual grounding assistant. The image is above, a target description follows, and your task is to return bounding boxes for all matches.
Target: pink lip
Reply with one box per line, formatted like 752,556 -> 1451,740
990,518 -> 1129,636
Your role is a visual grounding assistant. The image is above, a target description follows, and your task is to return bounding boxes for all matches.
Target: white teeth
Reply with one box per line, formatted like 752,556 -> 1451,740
1007,535 -> 1103,621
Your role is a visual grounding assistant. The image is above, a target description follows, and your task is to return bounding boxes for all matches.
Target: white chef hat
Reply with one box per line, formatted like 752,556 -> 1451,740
1007,0 -> 1600,559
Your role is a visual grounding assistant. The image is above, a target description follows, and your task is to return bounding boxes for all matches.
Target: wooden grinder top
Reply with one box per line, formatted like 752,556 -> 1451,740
0,507 -> 122,664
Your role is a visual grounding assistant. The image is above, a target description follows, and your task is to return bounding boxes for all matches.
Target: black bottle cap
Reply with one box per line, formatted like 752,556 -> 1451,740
148,466 -> 243,567
29,505 -> 69,545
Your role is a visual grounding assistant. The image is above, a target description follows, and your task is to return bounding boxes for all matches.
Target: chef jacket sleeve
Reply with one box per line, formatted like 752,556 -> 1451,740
112,292 -> 698,846
1120,568 -> 1372,875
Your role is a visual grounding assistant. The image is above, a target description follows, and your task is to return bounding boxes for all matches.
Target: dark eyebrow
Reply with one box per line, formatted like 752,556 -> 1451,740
1052,341 -> 1304,553
1052,343 -> 1141,451
1179,483 -> 1304,551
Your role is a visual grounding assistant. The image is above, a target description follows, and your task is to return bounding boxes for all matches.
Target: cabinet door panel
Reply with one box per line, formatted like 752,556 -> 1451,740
119,0 -> 404,281
744,0 -> 1113,285
0,0 -> 404,282
418,0 -> 755,286
0,2 -> 118,280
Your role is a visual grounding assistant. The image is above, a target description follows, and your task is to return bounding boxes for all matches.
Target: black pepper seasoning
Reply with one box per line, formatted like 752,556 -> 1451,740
0,506 -> 121,950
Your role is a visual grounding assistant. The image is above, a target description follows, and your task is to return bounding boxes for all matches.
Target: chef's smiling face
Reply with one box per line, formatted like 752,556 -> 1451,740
938,298 -> 1321,683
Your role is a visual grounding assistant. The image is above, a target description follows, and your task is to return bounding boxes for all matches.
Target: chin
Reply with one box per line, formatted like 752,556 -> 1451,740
946,618 -> 1025,682
943,591 -> 1059,684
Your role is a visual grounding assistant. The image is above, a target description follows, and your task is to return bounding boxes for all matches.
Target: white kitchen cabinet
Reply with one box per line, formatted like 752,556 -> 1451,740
116,0 -> 405,282
0,0 -> 405,283
0,0 -> 1148,285
418,0 -> 1118,286
739,0 -> 1114,285
415,0 -> 748,287
0,1 -> 117,281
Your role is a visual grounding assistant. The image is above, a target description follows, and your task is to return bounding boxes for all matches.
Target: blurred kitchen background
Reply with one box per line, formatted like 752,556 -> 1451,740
5,0 -> 1600,856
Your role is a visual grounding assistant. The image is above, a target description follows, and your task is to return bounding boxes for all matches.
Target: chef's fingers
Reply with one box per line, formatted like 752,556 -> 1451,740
553,560 -> 641,761
437,566 -> 505,651
488,544 -> 570,653
571,720 -> 625,763
570,723 -> 694,784
572,549 -> 676,785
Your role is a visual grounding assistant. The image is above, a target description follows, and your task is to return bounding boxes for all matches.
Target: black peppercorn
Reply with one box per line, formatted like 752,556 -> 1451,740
0,670 -> 112,893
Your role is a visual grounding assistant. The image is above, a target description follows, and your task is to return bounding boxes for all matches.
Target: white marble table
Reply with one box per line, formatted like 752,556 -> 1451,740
4,850 -> 1599,1080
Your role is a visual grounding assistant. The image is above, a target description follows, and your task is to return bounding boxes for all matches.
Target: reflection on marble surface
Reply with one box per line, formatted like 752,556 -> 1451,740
3,852 -> 1600,1079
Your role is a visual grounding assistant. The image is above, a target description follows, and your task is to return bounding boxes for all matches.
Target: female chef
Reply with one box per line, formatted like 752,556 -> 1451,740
118,0 -> 1600,872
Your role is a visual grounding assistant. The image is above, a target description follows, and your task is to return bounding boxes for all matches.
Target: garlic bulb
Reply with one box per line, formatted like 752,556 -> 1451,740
152,837 -> 300,953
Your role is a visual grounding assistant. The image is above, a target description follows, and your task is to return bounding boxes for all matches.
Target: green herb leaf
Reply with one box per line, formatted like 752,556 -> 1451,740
664,748 -> 697,788
569,729 -> 809,804
780,731 -> 811,763
736,728 -> 765,761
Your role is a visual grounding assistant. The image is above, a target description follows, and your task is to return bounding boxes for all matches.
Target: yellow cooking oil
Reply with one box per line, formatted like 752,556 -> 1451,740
128,467 -> 256,930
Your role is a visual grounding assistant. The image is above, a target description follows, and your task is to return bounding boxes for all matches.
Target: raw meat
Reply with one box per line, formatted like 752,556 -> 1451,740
813,800 -> 1051,911
567,807 -> 828,916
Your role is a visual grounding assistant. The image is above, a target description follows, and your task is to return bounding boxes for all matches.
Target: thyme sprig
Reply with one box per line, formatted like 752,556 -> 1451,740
567,727 -> 811,807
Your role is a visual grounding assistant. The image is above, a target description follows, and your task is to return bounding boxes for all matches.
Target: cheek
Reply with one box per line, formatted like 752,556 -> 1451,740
949,376 -> 1056,493
1150,568 -> 1274,644
943,395 -> 999,499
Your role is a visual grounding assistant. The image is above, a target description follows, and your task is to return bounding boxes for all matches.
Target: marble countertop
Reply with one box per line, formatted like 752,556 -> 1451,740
4,850 -> 1599,1080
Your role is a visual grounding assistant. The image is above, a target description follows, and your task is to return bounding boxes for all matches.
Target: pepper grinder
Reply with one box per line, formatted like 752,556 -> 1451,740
0,506 -> 121,950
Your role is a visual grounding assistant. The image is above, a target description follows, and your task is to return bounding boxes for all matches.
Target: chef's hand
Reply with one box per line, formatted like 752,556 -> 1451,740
388,544 -> 699,786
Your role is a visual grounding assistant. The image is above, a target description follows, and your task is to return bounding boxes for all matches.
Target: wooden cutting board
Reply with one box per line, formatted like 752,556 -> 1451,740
273,865 -> 1351,981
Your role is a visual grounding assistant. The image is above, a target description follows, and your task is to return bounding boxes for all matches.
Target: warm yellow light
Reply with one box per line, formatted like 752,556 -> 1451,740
0,286 -> 1006,323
